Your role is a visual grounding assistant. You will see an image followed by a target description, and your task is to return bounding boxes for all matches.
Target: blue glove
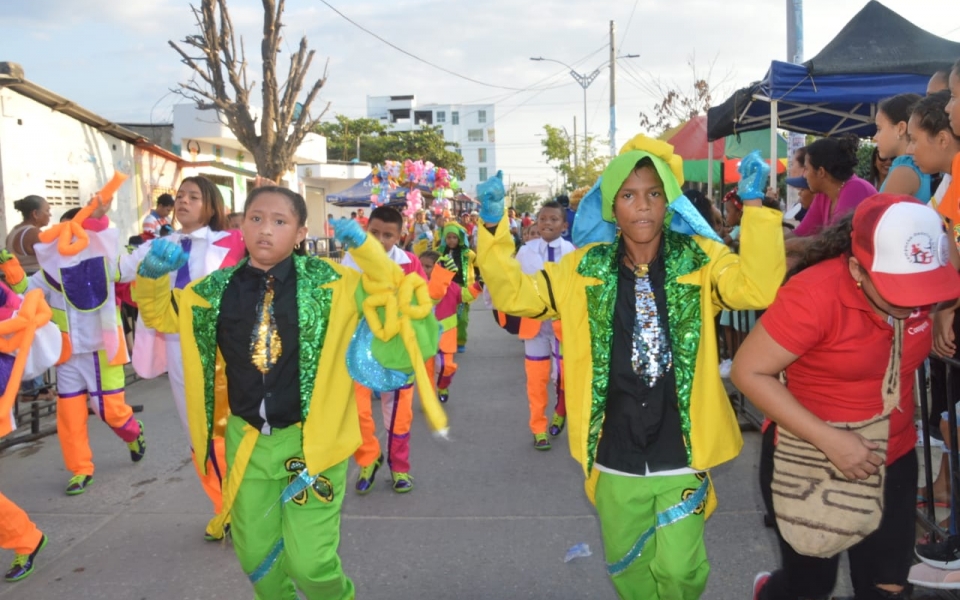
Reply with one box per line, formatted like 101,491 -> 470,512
478,170 -> 505,225
737,150 -> 770,201
138,238 -> 188,279
333,218 -> 367,250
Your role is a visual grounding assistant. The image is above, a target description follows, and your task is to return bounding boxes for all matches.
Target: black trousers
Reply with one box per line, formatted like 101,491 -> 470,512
758,425 -> 916,600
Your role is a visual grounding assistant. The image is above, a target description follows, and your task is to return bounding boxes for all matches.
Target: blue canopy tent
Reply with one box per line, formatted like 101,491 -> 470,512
706,0 -> 960,195
327,174 -> 431,207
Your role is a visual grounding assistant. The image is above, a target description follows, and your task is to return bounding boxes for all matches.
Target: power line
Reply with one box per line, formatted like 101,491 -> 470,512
319,0 -> 566,92
618,0 -> 640,54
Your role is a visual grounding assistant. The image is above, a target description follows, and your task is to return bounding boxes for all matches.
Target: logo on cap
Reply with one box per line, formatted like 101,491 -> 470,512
905,233 -> 934,265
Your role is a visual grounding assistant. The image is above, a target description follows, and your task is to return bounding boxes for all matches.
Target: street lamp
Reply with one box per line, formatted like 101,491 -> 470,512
531,54 -> 639,167
530,57 -> 599,167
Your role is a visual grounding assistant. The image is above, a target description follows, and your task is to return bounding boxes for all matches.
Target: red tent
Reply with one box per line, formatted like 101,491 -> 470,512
666,116 -> 724,160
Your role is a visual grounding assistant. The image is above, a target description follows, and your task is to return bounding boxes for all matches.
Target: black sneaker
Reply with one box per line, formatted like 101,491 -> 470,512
917,534 -> 960,570
4,534 -> 47,582
127,420 -> 146,462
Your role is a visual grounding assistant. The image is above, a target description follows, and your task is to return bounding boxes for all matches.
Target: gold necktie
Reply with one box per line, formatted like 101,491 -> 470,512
250,275 -> 282,374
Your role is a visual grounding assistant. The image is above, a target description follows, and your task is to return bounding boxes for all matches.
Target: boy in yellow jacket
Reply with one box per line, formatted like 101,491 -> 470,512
476,140 -> 785,599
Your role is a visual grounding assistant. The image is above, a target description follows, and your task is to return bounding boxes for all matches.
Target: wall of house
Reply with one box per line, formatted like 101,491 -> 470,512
0,88 -> 142,240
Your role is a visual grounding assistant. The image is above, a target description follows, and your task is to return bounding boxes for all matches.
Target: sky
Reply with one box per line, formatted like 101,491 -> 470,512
1,0 -> 958,192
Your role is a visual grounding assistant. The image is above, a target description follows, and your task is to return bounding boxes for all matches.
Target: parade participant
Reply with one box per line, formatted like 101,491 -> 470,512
134,186 -> 409,599
875,93 -> 932,202
141,193 -> 175,239
513,201 -> 575,449
418,250 -> 482,404
733,196 -> 960,600
25,188 -> 146,496
344,206 -> 429,495
0,255 -> 61,582
438,222 -> 477,353
477,137 -> 785,599
121,176 -> 245,540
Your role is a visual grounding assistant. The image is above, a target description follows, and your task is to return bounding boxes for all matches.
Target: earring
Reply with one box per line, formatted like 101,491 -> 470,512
856,281 -> 862,289
295,242 -> 301,250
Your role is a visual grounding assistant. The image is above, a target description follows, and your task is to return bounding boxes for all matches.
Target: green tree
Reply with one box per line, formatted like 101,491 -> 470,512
315,115 -> 466,179
508,183 -> 541,215
540,124 -> 608,190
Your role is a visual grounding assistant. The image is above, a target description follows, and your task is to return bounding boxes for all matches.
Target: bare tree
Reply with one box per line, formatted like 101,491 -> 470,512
169,0 -> 329,181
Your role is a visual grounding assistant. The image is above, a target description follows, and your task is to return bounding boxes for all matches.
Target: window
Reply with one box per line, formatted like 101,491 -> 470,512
479,167 -> 488,181
437,111 -> 446,123
467,129 -> 484,142
44,179 -> 81,207
478,148 -> 487,163
452,111 -> 460,125
478,110 -> 487,124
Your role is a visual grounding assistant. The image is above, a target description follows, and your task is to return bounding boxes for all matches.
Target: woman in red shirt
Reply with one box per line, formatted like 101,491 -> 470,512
733,195 -> 960,600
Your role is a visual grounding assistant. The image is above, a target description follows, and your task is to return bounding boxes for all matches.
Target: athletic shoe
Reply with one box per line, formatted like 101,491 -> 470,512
752,571 -> 770,600
65,474 -> 94,496
4,534 -> 47,582
438,388 -> 449,403
391,472 -> 414,493
908,562 -> 960,589
549,414 -> 566,437
457,345 -> 466,353
355,454 -> 383,495
127,420 -> 146,462
204,523 -> 231,543
533,433 -> 551,451
917,534 -> 960,570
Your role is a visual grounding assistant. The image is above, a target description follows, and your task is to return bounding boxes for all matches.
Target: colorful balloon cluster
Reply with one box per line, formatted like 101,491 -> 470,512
370,159 -> 462,218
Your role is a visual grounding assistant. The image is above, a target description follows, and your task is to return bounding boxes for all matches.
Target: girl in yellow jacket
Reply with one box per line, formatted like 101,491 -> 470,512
134,186 -> 434,600
475,139 -> 785,600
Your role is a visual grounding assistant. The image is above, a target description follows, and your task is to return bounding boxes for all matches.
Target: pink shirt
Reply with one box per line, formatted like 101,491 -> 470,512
793,175 -> 877,237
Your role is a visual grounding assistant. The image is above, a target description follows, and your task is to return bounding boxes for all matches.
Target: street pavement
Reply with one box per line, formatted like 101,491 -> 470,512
0,304 -> 858,599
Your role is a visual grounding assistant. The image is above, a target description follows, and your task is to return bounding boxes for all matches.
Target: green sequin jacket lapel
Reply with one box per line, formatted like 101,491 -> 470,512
190,255 -> 340,437
577,230 -> 710,473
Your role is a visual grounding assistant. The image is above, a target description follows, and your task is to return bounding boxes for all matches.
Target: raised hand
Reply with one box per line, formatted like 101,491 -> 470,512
737,151 -> 771,201
138,238 -> 188,279
438,254 -> 458,274
333,218 -> 367,250
478,170 -> 505,225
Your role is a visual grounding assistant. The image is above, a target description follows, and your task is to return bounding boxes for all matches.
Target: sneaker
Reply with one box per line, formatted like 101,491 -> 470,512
908,561 -> 960,589
438,388 -> 449,403
917,534 -> 960,570
457,345 -> 466,353
533,433 -> 551,451
203,523 -> 231,542
65,474 -> 94,496
391,472 -> 414,493
127,419 -> 146,462
4,534 -> 47,582
549,414 -> 566,437
752,571 -> 771,600
355,454 -> 383,495
719,358 -> 733,379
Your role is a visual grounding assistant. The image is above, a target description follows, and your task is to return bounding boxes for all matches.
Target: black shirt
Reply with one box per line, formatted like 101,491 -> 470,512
595,241 -> 688,475
218,257 -> 302,432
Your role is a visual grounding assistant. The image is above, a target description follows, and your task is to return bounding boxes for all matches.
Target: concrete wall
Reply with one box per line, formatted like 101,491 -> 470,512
0,88 -> 142,239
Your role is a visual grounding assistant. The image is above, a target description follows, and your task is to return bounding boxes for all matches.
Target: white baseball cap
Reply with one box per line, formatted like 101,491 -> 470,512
852,194 -> 960,307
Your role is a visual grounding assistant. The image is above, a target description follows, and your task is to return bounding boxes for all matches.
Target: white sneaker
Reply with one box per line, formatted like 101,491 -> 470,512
719,359 -> 733,379
908,562 -> 960,589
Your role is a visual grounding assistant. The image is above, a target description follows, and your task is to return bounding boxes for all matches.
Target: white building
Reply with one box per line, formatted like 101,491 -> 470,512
172,104 -> 370,237
0,62 -> 182,241
366,95 -> 496,196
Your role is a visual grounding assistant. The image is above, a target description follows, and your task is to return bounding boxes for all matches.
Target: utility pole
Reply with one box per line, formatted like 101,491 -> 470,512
609,20 -> 617,157
785,0 -> 805,211
573,115 -> 578,172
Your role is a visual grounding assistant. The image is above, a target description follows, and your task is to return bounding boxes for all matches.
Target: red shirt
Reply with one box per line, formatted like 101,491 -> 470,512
761,256 -> 931,464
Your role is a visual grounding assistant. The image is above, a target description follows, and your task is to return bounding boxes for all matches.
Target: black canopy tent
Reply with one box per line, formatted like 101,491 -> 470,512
704,0 -> 960,195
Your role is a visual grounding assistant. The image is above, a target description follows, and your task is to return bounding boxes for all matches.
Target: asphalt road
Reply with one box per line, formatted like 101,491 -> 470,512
0,304 -> 846,599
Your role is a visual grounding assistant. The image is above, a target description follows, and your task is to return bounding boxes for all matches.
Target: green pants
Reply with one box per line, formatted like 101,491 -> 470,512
457,302 -> 470,346
227,416 -> 355,600
596,471 -> 710,600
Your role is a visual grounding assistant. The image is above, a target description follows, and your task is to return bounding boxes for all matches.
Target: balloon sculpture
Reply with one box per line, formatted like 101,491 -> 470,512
370,160 -> 460,218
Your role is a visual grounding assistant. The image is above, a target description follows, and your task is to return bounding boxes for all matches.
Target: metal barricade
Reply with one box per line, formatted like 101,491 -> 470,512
721,309 -> 765,430
916,354 -> 960,539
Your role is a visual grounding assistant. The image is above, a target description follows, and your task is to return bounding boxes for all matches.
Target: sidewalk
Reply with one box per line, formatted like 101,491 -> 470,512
0,305 -> 858,599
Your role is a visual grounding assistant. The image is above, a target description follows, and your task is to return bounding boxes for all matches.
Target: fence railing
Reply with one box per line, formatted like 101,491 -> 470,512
916,354 -> 960,539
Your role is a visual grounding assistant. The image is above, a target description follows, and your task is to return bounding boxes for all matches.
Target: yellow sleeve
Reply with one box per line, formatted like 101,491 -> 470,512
461,282 -> 483,304
132,274 -> 183,334
344,236 -> 403,288
707,206 -> 785,310
476,220 -> 562,320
